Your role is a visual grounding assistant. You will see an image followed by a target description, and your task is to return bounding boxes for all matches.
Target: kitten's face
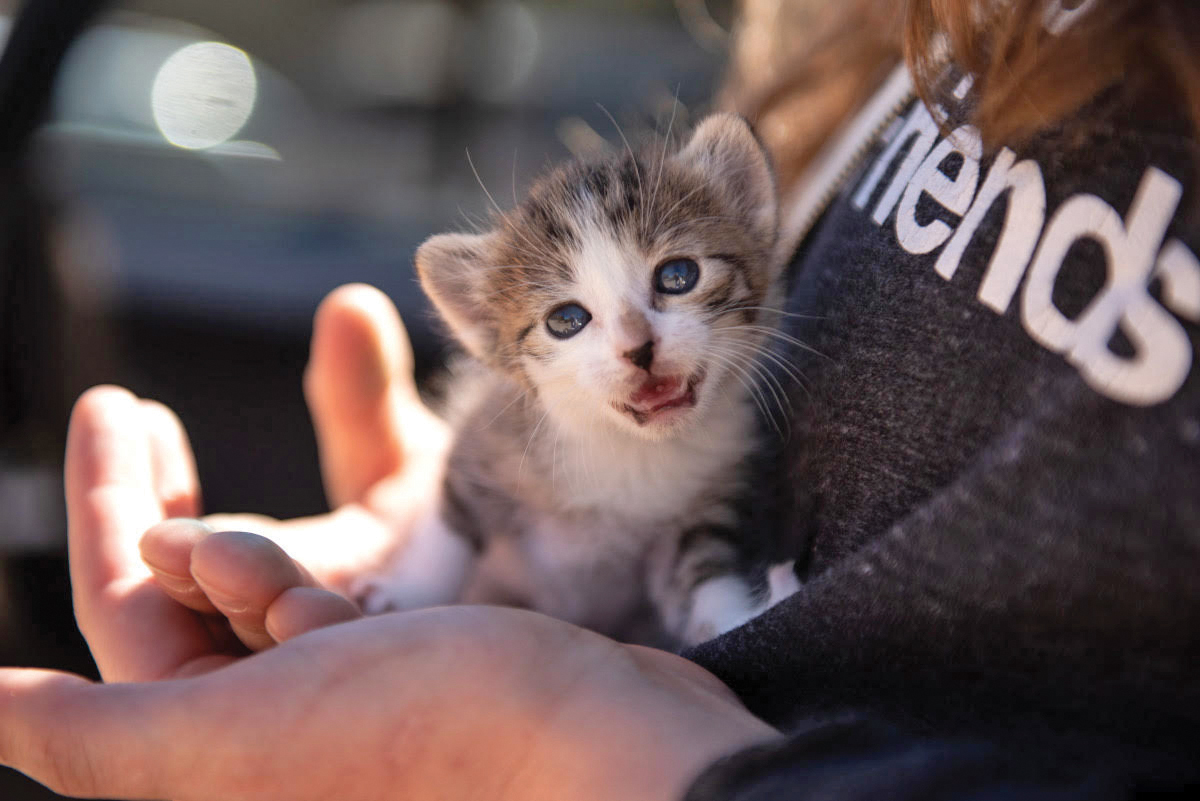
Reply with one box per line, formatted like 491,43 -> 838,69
417,114 -> 779,441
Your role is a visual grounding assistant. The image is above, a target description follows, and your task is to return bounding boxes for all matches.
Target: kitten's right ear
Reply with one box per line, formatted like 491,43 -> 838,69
676,114 -> 776,242
414,231 -> 498,360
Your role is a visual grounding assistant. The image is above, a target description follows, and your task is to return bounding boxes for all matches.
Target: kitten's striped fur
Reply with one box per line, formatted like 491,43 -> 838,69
355,114 -> 798,646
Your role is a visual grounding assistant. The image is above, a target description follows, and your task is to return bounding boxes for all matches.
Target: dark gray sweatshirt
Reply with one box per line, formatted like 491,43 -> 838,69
683,77 -> 1200,798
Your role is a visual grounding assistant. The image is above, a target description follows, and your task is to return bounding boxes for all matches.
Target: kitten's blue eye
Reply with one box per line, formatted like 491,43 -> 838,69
546,303 -> 592,339
654,258 -> 700,294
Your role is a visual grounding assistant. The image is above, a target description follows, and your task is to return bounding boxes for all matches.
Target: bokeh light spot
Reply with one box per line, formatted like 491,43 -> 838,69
151,42 -> 257,150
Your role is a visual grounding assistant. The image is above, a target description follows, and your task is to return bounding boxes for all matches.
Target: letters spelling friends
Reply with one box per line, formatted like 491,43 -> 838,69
850,77 -> 1200,407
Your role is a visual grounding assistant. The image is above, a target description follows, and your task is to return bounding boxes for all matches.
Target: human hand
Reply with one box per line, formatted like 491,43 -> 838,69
0,283 -> 775,799
0,331 -> 775,799
1,602 -> 775,801
194,283 -> 453,595
46,284 -> 447,682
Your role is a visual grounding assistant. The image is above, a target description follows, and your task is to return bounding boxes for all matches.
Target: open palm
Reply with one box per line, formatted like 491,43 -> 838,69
0,284 -> 774,801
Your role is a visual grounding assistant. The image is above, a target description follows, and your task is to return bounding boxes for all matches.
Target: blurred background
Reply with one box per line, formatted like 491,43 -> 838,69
0,0 -> 730,795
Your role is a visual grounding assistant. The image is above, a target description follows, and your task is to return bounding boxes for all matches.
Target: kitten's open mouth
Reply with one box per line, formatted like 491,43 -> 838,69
619,371 -> 703,425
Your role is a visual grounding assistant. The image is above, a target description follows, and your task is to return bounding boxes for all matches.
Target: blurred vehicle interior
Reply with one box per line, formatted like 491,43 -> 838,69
0,0 -> 728,796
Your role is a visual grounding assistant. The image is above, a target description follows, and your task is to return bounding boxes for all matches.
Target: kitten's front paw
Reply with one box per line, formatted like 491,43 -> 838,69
350,568 -> 469,616
680,575 -> 763,646
682,605 -> 758,646
766,560 -> 801,605
680,564 -> 802,644
350,512 -> 474,615
350,576 -> 417,616
681,617 -> 721,646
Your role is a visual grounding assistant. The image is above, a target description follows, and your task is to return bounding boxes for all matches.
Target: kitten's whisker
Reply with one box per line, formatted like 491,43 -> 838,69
749,328 -> 829,361
553,386 -> 597,496
732,363 -> 787,440
518,408 -> 551,489
709,344 -> 791,433
468,175 -> 563,267
588,411 -> 601,490
478,386 -> 530,431
456,206 -> 491,235
743,359 -> 795,437
711,331 -> 808,388
707,338 -> 797,423
735,373 -> 784,439
501,218 -> 566,270
479,274 -> 563,293
650,183 -> 709,240
551,420 -> 563,493
485,278 -> 559,292
512,148 -> 521,208
648,91 -> 680,232
463,160 -> 565,270
596,102 -> 647,235
704,350 -> 770,422
466,147 -> 505,218
474,263 -> 547,274
555,390 -> 581,495
476,276 -> 558,290
720,325 -> 829,360
712,335 -> 809,392
704,348 -> 786,438
714,304 -> 825,321
584,394 -> 601,495
754,351 -> 811,403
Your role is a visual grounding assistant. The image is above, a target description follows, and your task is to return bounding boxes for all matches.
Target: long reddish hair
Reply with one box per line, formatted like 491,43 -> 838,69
721,0 -> 1200,191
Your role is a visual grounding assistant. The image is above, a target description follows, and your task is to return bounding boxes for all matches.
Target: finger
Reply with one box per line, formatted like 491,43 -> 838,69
141,399 -> 202,519
65,386 -> 161,604
189,531 -> 322,651
200,507 -> 400,595
0,669 -> 168,800
66,388 -> 220,682
304,283 -> 448,509
140,518 -> 219,614
304,283 -> 408,508
265,586 -> 361,642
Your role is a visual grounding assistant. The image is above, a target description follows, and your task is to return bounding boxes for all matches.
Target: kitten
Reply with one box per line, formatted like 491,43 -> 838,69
355,114 -> 799,647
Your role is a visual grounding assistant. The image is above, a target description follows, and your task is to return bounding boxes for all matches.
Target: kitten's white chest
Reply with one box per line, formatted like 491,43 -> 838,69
544,393 -> 754,524
474,391 -> 756,633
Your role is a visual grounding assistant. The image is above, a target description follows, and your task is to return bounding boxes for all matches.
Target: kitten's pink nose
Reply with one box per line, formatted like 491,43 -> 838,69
623,340 -> 655,371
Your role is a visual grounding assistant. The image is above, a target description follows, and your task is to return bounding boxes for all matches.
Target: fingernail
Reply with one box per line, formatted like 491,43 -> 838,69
193,577 -> 252,616
148,568 -> 198,595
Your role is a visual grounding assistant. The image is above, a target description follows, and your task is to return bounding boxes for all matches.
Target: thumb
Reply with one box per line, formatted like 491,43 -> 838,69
303,284 -> 446,509
0,669 -> 168,800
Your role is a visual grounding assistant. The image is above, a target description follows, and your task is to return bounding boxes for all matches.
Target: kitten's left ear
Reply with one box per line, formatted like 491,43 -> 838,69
415,230 -> 500,361
676,114 -> 777,241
